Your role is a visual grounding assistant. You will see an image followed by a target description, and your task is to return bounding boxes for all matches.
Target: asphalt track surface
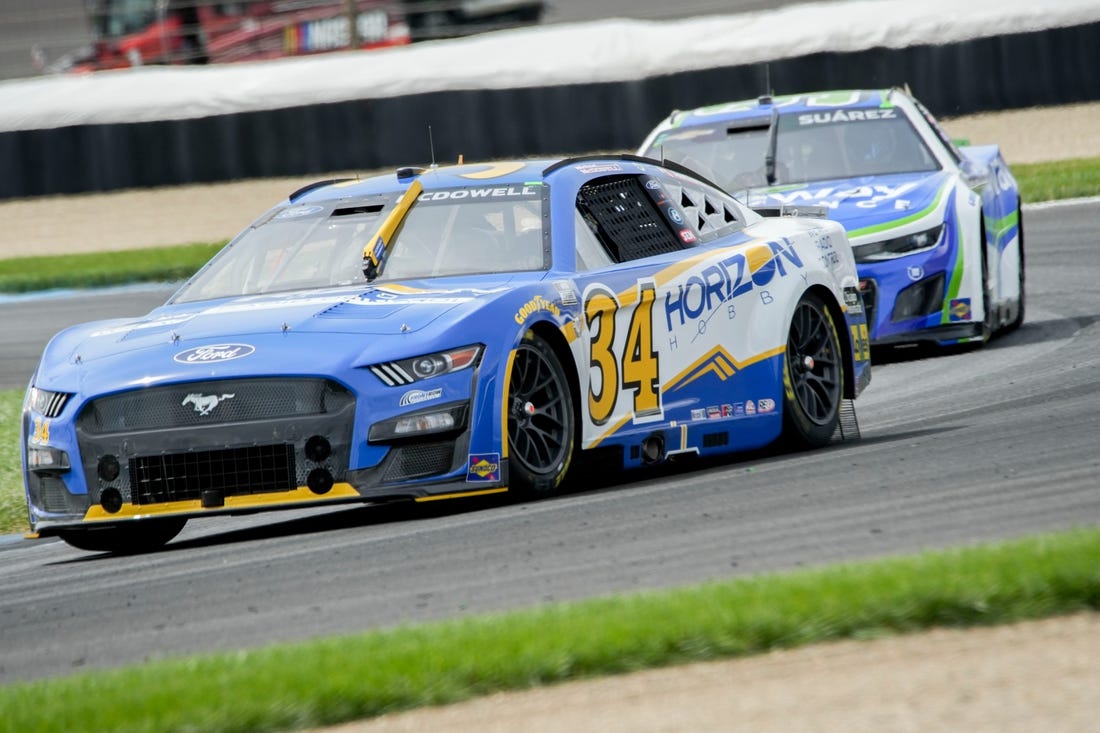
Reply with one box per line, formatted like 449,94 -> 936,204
1,199 -> 1098,684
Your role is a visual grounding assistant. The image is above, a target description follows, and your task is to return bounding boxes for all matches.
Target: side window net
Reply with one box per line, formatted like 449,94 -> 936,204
576,175 -> 685,263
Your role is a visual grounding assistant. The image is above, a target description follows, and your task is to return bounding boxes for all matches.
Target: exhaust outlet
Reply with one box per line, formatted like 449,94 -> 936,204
641,434 -> 666,465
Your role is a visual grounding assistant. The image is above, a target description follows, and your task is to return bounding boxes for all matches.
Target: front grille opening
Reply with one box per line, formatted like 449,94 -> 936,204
859,278 -> 877,329
892,273 -> 945,322
130,444 -> 296,505
381,442 -> 454,483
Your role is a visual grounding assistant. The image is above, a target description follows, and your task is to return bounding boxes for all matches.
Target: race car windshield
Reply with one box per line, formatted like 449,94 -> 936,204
376,188 -> 547,281
646,112 -> 940,191
173,189 -> 546,302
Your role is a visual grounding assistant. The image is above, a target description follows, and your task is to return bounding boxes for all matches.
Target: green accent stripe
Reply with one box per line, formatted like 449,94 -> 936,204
846,183 -> 949,240
942,197 -> 966,323
987,208 -> 1019,243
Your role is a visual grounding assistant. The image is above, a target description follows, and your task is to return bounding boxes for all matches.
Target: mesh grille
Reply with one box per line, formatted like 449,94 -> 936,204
130,444 -> 296,505
859,279 -> 877,332
577,176 -> 685,262
80,378 -> 352,434
381,442 -> 454,482
40,476 -> 71,512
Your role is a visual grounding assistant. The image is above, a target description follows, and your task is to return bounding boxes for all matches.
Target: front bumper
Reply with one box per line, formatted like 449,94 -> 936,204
25,376 -> 503,534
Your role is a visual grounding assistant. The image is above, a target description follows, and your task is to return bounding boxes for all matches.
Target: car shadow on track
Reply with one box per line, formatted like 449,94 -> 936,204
870,314 -> 1100,366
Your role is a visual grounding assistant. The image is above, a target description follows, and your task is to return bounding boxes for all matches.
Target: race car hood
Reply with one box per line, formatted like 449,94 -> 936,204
744,170 -> 952,234
32,275 -> 531,393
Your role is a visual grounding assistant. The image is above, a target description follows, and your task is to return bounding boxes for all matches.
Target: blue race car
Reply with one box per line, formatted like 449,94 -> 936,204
638,88 -> 1024,347
23,155 -> 870,553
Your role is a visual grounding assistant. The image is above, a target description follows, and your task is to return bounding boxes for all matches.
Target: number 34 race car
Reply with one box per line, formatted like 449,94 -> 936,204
23,155 -> 870,553
639,87 -> 1024,347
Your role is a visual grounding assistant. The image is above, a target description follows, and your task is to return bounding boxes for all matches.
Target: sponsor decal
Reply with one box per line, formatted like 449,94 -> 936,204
645,179 -> 663,190
797,108 -> 897,125
399,388 -> 442,407
574,162 -> 624,175
182,392 -> 235,416
664,239 -> 804,335
514,295 -> 561,324
949,298 -> 972,321
720,404 -> 733,417
353,285 -> 508,306
466,453 -> 501,482
761,182 -> 919,210
679,229 -> 697,244
418,186 -> 539,202
733,402 -> 746,416
553,280 -> 579,306
691,408 -> 707,421
757,398 -> 776,413
31,418 -> 49,444
706,405 -> 721,419
275,205 -> 324,219
745,400 -> 757,415
668,208 -> 684,225
907,265 -> 924,281
843,286 -> 863,314
174,343 -> 256,364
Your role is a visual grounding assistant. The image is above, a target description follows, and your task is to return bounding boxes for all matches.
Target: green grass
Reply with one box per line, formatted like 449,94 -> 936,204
1015,156 -> 1100,202
0,526 -> 1096,732
0,242 -> 224,294
1,162 -> 1098,727
0,390 -> 24,534
0,157 -> 1096,294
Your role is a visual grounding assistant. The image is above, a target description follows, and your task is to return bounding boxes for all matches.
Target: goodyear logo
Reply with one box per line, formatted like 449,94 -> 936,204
466,453 -> 501,482
665,239 -> 803,332
514,295 -> 560,324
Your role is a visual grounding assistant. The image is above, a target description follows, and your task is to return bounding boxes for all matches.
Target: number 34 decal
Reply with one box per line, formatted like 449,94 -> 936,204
584,281 -> 662,425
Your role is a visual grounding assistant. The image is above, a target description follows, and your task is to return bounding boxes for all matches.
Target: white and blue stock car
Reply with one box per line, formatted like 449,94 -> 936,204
639,88 -> 1025,347
23,155 -> 870,553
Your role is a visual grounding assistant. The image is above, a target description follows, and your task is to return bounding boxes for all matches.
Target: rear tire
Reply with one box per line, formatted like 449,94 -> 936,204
507,332 -> 574,496
781,293 -> 844,449
56,518 -> 187,554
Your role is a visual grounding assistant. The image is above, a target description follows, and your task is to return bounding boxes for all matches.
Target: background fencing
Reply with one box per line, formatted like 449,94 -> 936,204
2,0 -> 1099,200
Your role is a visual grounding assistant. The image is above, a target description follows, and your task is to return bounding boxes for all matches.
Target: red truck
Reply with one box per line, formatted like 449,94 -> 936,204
73,0 -> 411,70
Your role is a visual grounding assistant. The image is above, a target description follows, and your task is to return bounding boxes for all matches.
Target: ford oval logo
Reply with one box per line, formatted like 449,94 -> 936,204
173,343 -> 256,364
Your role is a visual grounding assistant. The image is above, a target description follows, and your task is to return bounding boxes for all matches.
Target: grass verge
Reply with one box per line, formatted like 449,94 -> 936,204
0,389 -> 25,534
0,526 -> 1097,732
0,242 -> 224,294
0,157 -> 1097,294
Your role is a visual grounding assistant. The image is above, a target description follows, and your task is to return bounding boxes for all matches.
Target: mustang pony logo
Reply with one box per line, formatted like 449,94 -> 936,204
182,393 -> 236,416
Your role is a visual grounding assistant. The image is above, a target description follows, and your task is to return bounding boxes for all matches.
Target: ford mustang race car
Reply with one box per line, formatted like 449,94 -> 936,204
638,88 -> 1024,347
22,155 -> 870,553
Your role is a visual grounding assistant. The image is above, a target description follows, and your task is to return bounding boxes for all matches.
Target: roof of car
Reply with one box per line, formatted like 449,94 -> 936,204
288,154 -> 697,205
662,88 -> 906,128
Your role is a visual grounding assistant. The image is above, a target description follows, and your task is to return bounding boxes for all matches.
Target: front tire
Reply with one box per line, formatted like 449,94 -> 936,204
1003,204 -> 1026,333
781,292 -> 844,448
507,333 -> 574,496
56,518 -> 187,554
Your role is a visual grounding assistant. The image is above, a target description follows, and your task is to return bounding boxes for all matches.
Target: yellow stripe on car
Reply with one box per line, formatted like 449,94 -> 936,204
82,483 -> 362,521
